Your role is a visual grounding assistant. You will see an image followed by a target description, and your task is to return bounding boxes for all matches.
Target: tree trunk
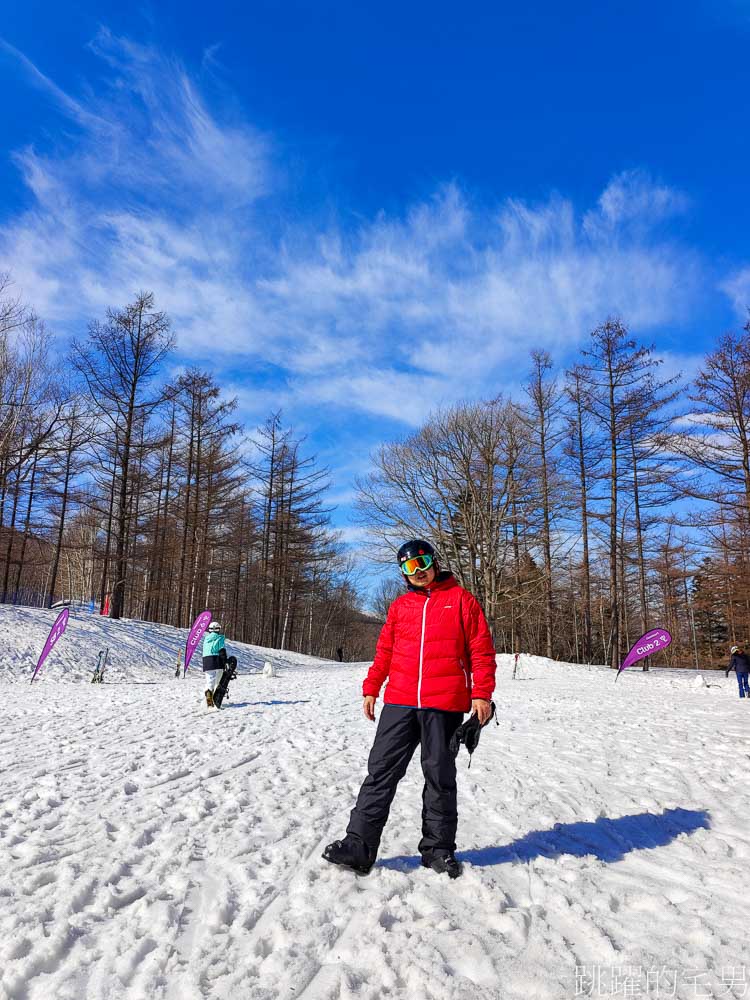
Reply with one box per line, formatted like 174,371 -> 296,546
48,419 -> 76,607
14,450 -> 38,601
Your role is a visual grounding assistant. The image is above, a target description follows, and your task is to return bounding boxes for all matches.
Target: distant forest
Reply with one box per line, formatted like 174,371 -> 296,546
357,318 -> 750,671
2,273 -> 749,668
0,280 -> 377,661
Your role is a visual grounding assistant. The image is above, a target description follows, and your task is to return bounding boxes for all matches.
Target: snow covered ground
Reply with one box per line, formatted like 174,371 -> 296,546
1,605 -> 749,1000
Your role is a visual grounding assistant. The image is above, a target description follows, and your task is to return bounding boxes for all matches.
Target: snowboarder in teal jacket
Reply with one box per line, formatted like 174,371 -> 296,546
202,622 -> 226,706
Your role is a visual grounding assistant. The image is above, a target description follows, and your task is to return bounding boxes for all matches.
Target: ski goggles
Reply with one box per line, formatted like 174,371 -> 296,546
400,553 -> 434,576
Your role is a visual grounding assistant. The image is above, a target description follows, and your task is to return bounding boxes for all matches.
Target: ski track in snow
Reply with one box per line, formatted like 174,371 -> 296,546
0,606 -> 749,999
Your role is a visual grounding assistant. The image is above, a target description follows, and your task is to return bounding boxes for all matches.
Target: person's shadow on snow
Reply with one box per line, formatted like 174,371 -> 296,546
378,807 -> 711,870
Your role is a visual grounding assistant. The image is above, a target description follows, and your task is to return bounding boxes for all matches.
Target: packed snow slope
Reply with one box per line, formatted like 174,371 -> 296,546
0,606 -> 748,1000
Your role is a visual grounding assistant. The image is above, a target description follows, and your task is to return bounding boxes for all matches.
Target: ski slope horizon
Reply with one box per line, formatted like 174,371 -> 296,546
1,606 -> 748,1000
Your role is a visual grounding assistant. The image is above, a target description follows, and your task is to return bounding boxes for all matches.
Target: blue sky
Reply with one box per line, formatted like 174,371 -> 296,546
1,0 -> 749,548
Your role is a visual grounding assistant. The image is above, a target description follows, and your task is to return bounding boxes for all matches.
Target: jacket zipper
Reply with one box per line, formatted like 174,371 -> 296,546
418,593 -> 430,708
459,657 -> 470,692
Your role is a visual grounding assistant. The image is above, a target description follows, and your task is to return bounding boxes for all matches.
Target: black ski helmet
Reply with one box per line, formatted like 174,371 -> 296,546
397,539 -> 436,565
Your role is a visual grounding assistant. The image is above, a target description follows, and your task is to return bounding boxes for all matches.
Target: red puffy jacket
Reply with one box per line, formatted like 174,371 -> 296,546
363,573 -> 497,713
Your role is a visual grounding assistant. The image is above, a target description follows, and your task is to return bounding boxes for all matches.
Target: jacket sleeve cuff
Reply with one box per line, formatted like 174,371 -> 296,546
362,682 -> 380,698
471,687 -> 494,701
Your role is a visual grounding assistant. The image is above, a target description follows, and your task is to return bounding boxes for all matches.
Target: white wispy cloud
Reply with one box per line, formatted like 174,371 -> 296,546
0,37 -> 114,135
0,32 -> 706,426
261,179 -> 699,396
721,266 -> 750,318
584,168 -> 689,237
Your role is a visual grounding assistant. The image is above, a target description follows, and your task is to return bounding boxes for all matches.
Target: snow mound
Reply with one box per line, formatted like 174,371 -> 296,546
0,605 -> 337,684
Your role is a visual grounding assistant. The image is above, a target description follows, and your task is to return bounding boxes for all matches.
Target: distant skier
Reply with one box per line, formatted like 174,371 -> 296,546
726,644 -> 750,699
202,621 -> 228,708
336,647 -> 344,662
323,539 -> 497,879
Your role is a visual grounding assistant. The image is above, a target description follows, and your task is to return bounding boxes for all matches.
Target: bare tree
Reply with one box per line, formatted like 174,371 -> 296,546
73,293 -> 175,619
524,350 -> 569,658
356,399 -> 536,644
563,365 -> 605,661
575,319 -> 657,668
663,323 -> 750,519
45,402 -> 94,606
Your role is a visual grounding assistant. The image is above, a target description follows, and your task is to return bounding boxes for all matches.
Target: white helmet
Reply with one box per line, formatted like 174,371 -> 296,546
207,621 -> 222,633
731,645 -> 739,654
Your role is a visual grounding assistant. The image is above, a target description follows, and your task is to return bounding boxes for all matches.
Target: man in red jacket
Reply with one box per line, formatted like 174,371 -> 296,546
323,539 -> 497,879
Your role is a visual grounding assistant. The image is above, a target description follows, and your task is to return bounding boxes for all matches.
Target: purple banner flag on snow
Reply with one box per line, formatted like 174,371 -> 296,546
617,627 -> 673,679
184,610 -> 212,676
31,608 -> 69,684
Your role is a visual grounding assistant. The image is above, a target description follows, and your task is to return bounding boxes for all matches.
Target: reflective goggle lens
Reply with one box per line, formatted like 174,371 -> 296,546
400,554 -> 434,576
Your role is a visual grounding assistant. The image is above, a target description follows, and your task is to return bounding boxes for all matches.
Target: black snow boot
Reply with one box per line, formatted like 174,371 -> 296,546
322,834 -> 376,875
421,850 -> 462,879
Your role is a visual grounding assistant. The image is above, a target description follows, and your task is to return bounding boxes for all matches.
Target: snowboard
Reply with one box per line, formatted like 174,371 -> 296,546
91,648 -> 109,683
212,656 -> 238,709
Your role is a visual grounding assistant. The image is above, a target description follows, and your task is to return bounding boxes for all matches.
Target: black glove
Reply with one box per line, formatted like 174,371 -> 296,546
449,702 -> 498,766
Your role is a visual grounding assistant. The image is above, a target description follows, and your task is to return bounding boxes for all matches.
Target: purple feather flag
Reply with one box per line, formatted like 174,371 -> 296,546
31,608 -> 69,684
184,610 -> 212,676
617,627 -> 673,679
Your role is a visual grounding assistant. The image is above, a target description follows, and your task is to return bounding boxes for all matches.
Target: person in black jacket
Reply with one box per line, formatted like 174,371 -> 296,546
725,644 -> 750,698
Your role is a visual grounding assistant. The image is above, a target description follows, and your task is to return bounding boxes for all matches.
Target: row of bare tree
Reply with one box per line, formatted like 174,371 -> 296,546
0,281 -> 376,661
358,318 -> 750,669
4,270 -> 749,668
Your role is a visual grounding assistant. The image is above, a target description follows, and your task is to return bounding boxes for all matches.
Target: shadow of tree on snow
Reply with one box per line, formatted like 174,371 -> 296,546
378,807 -> 711,871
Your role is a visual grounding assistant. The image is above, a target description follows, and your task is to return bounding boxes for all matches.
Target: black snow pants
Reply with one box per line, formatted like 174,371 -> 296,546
346,705 -> 464,856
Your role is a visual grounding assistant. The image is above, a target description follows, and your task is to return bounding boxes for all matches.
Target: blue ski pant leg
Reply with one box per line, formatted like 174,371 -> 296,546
417,709 -> 464,855
346,706 -> 420,851
738,672 -> 750,698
